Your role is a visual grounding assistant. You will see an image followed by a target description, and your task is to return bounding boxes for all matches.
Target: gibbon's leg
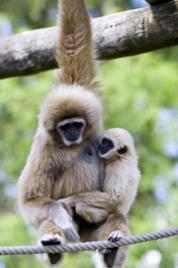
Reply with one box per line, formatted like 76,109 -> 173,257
96,213 -> 130,268
38,219 -> 65,266
48,202 -> 80,242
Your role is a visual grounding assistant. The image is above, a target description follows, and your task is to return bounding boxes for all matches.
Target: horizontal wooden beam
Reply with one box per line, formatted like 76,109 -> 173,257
146,0 -> 172,5
0,0 -> 178,79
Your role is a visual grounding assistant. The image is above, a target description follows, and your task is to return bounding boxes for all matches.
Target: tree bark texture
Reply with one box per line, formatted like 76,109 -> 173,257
0,0 -> 178,79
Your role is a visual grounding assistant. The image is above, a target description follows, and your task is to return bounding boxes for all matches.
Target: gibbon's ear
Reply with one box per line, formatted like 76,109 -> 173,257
56,0 -> 97,89
44,119 -> 55,131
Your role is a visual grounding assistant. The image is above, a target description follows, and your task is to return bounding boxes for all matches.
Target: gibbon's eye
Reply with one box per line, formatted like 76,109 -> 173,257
73,122 -> 83,129
59,124 -> 71,131
58,122 -> 83,132
117,146 -> 128,154
99,138 -> 114,155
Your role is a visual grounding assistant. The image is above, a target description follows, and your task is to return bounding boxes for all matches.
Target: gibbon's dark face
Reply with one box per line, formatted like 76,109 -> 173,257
99,137 -> 115,155
99,136 -> 128,159
56,117 -> 86,146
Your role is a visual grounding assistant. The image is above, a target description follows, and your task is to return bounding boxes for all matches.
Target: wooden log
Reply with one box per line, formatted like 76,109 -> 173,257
146,0 -> 172,5
0,0 -> 178,79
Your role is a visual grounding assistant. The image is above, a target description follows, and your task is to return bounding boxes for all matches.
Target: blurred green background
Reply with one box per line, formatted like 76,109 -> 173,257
0,0 -> 178,267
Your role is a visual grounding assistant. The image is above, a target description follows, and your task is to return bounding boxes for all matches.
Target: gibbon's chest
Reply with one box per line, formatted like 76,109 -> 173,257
52,142 -> 103,199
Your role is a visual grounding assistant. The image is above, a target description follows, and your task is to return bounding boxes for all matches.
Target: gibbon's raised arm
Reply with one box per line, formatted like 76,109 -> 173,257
57,0 -> 97,88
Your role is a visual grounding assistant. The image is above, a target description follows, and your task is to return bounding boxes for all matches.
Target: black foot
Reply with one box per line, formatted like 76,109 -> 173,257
48,253 -> 62,265
103,248 -> 118,268
41,238 -> 61,246
40,233 -> 63,246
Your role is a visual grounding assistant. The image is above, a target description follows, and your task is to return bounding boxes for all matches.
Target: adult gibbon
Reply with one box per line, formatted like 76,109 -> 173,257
18,0 -> 102,265
18,0 -> 130,267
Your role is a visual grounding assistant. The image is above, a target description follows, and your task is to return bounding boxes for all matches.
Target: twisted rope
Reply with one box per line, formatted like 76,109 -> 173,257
0,226 -> 178,256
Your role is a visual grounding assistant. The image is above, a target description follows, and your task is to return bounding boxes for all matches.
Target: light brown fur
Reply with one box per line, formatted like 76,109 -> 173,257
56,0 -> 97,89
18,0 -> 103,232
18,0 -> 106,265
18,85 -> 104,264
18,1 -> 130,267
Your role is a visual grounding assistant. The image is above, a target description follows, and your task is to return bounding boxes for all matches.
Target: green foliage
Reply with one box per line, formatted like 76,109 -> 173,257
1,50 -> 178,268
0,0 -> 130,30
1,1 -> 178,267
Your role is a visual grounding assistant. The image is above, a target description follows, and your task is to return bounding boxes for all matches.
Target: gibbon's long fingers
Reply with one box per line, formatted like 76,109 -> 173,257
57,0 -> 97,88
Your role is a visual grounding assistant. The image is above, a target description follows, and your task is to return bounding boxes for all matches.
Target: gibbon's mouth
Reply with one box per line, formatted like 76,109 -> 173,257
63,135 -> 83,147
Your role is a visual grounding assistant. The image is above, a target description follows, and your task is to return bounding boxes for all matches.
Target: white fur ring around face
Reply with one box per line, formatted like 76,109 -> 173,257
108,230 -> 124,243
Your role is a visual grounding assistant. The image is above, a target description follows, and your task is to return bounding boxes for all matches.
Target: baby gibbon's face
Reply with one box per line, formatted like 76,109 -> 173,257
98,128 -> 134,160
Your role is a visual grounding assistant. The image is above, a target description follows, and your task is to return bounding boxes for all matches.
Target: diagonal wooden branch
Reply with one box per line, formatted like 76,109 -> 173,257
0,0 -> 178,79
